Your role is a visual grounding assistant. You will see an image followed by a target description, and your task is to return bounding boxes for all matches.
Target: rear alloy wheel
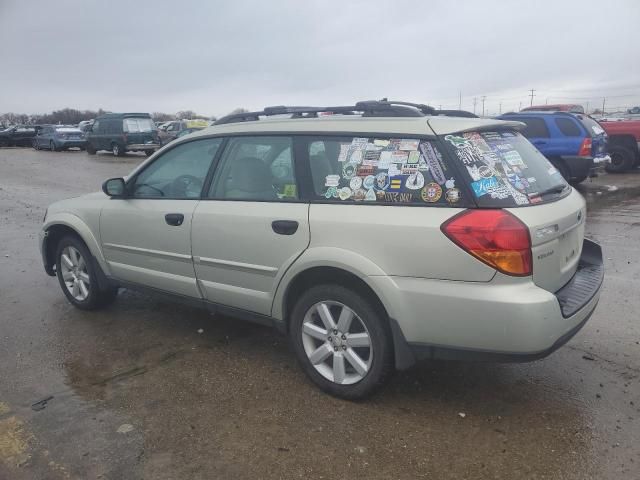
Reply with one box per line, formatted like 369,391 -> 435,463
86,143 -> 96,155
290,284 -> 393,399
55,235 -> 117,310
606,145 -> 635,173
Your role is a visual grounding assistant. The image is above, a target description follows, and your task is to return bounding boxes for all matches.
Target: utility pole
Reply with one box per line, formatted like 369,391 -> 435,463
602,97 -> 606,115
473,97 -> 477,115
481,96 -> 486,117
518,101 -> 522,111
458,91 -> 462,110
529,89 -> 536,106
586,101 -> 589,114
499,102 -> 502,114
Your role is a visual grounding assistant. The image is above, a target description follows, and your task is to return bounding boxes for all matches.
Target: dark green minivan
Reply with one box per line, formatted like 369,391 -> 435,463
86,113 -> 160,157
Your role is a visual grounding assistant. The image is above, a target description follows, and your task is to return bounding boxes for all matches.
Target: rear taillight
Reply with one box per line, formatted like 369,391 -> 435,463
578,137 -> 592,156
441,209 -> 532,276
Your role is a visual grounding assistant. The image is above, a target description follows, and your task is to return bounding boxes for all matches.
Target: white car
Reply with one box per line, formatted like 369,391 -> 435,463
39,101 -> 604,399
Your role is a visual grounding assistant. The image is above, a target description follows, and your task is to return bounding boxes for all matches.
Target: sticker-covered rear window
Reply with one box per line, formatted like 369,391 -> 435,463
445,131 -> 568,206
306,136 -> 464,205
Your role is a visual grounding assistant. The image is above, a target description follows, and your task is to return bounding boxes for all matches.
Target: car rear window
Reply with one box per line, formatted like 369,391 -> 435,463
123,118 -> 155,133
306,136 -> 465,205
444,131 -> 568,207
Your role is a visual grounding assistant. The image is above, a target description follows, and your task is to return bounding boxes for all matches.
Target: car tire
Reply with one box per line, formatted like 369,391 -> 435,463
572,175 -> 588,184
289,284 -> 393,400
555,161 -> 571,182
112,142 -> 124,157
605,145 -> 635,173
49,141 -> 57,152
86,143 -> 96,155
144,150 -> 154,157
55,235 -> 118,311
33,139 -> 39,150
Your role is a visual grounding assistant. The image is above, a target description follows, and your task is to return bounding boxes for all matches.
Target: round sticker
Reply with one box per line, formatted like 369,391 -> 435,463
365,188 -> 376,201
363,175 -> 375,190
374,172 -> 390,191
353,188 -> 366,201
445,188 -> 461,204
338,187 -> 352,200
478,165 -> 493,179
350,176 -> 363,191
421,182 -> 442,203
405,171 -> 425,190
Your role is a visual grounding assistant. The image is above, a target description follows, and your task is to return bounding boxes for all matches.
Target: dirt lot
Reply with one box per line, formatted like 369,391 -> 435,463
0,147 -> 639,479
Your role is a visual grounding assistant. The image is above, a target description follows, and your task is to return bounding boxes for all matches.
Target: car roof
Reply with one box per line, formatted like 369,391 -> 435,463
184,115 -> 523,140
501,111 -> 577,117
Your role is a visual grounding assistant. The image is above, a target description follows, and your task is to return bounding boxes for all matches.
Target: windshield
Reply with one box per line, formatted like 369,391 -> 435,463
123,118 -> 155,133
444,130 -> 568,207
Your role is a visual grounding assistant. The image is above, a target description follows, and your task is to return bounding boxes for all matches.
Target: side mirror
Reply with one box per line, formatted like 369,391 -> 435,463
102,177 -> 126,198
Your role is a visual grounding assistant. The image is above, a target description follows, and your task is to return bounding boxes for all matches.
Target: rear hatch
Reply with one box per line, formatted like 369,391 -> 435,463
122,117 -> 158,145
575,114 -> 608,160
430,120 -> 585,292
55,127 -> 84,140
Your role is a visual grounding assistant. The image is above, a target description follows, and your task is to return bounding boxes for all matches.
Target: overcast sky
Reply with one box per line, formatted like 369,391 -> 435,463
1,0 -> 639,117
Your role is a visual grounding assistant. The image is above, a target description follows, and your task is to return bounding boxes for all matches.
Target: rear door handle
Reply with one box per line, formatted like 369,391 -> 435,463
272,220 -> 298,235
165,213 -> 184,226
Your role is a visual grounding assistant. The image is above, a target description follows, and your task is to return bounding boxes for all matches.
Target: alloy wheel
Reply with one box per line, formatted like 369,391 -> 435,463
301,301 -> 372,385
59,246 -> 90,301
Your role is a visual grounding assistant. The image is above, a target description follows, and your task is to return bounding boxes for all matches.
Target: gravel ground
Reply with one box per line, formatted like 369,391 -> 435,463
0,147 -> 639,479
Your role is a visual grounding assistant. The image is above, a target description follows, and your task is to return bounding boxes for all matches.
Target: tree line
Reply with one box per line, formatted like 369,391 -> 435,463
0,108 -> 252,126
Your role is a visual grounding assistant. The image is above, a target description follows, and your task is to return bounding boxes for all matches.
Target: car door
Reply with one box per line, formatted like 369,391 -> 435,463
100,137 -> 223,297
191,135 -> 310,316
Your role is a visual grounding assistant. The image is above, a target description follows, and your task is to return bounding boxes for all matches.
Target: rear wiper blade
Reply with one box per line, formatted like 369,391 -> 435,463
537,184 -> 569,197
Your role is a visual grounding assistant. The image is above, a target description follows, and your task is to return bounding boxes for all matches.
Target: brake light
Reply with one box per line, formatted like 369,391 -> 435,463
441,210 -> 532,276
578,137 -> 592,156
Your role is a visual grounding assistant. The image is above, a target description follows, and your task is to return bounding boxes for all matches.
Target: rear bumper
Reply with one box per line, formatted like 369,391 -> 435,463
125,143 -> 160,151
57,140 -> 87,148
371,239 -> 604,367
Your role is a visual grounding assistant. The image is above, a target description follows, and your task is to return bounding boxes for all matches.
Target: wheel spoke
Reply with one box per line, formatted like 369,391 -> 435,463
316,303 -> 336,330
71,280 -> 80,297
79,272 -> 90,284
336,307 -> 354,333
78,280 -> 89,298
61,254 -> 73,269
346,332 -> 370,348
303,322 -> 328,341
77,256 -> 86,270
333,353 -> 346,384
344,348 -> 368,377
70,248 -> 80,266
308,343 -> 333,365
62,270 -> 74,281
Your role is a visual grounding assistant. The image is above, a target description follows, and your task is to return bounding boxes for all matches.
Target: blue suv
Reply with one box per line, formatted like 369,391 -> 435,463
498,111 -> 609,183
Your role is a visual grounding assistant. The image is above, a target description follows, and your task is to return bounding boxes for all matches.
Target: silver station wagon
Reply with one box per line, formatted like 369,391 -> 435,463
40,100 -> 604,398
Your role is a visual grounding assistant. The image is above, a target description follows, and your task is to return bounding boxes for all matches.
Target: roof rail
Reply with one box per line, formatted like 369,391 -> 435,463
214,99 -> 437,125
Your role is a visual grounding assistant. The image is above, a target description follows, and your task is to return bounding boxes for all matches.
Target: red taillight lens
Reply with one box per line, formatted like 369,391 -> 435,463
441,209 -> 532,276
578,138 -> 592,156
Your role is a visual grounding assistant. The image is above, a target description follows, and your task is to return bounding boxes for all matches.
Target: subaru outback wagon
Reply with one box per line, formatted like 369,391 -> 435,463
40,100 -> 604,399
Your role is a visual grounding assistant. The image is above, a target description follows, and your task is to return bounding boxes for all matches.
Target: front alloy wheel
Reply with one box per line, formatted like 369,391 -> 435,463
59,245 -> 90,301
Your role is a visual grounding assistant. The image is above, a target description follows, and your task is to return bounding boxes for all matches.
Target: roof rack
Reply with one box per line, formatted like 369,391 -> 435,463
214,99 -> 437,125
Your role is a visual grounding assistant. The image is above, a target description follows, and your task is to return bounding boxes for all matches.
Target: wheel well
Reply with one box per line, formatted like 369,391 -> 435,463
283,267 -> 389,331
608,134 -> 638,153
44,224 -> 84,271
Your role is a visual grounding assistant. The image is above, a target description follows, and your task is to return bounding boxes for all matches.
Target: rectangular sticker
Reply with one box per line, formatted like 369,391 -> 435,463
471,176 -> 500,197
337,144 -> 351,162
398,139 -> 420,151
503,150 -> 525,167
390,151 -> 408,163
407,151 -> 420,164
325,174 -> 340,187
378,151 -> 393,169
351,137 -> 369,149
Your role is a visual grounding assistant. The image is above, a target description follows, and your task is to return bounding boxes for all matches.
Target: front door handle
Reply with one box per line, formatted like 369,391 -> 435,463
165,213 -> 184,226
272,220 -> 298,235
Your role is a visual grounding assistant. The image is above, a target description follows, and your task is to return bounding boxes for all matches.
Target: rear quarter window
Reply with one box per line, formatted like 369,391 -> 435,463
518,118 -> 550,138
555,118 -> 583,137
305,136 -> 465,206
444,131 -> 567,207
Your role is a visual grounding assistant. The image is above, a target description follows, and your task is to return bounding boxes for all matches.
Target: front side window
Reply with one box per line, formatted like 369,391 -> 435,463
92,121 -> 100,132
305,136 -> 463,205
132,138 -> 222,199
444,130 -> 567,207
209,136 -> 296,201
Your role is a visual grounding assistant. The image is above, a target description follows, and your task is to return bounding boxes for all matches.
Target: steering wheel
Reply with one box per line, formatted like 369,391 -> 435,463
171,174 -> 204,197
